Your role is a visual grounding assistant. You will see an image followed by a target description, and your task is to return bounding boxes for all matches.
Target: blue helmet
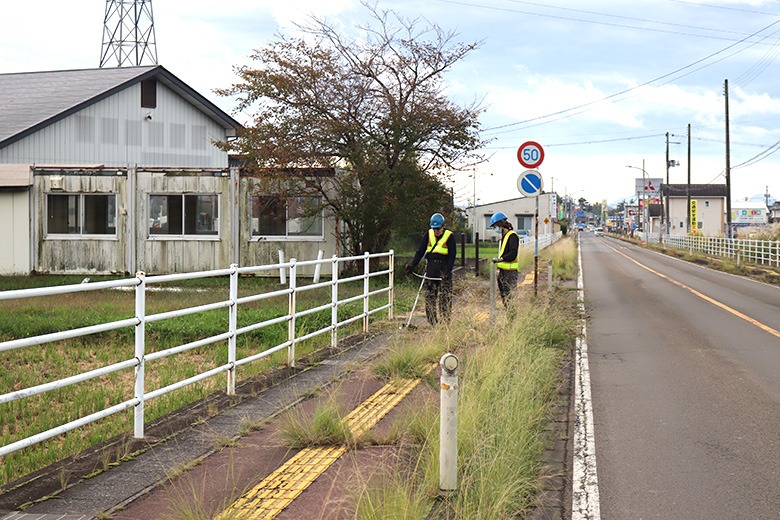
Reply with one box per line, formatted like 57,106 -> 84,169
489,212 -> 508,227
429,213 -> 445,229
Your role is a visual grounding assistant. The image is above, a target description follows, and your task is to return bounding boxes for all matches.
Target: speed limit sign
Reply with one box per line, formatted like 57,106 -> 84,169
517,141 -> 545,169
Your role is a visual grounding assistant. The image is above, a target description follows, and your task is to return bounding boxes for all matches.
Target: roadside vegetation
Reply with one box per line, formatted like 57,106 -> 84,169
354,270 -> 577,518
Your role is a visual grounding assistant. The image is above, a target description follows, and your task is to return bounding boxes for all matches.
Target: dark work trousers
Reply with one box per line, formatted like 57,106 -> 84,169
424,261 -> 452,325
497,269 -> 518,308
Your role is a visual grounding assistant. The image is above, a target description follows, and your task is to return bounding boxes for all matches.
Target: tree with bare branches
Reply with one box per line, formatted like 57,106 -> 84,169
218,2 -> 485,254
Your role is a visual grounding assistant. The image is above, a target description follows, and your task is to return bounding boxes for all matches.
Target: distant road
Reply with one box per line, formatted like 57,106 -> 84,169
580,232 -> 780,519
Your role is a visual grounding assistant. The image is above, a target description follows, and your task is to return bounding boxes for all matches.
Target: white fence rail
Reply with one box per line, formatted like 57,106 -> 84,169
0,251 -> 394,458
645,234 -> 780,267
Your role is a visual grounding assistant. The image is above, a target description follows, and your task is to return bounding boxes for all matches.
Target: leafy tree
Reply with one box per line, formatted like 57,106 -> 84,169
217,2 -> 485,255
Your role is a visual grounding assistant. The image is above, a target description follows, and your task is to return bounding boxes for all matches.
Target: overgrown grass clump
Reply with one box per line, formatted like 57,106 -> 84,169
356,243 -> 578,519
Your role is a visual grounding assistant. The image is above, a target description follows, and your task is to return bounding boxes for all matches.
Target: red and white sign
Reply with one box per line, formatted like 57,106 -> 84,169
517,141 -> 545,169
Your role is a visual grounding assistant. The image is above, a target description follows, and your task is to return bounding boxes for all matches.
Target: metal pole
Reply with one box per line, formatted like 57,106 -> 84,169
313,250 -> 324,283
548,259 -> 553,292
388,250 -> 394,320
133,271 -> 146,439
288,259 -> 297,367
489,261 -> 496,325
331,255 -> 339,348
534,196 -> 539,297
227,264 -> 238,395
439,353 -> 459,494
475,232 -> 480,277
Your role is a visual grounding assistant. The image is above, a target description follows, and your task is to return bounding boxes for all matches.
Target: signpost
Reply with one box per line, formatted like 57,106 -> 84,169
516,142 -> 545,296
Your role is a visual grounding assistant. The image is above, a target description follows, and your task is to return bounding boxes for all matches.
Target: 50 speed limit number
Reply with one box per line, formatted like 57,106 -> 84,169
517,141 -> 545,169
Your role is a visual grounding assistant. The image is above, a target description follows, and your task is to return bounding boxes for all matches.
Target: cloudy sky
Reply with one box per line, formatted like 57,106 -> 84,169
2,0 -> 779,208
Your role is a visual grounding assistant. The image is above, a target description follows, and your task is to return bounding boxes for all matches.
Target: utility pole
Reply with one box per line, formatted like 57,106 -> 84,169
665,132 -> 670,235
687,123 -> 691,234
725,79 -> 733,238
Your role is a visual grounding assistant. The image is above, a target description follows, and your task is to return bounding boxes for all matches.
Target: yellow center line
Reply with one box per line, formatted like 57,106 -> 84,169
217,363 -> 438,519
606,243 -> 780,339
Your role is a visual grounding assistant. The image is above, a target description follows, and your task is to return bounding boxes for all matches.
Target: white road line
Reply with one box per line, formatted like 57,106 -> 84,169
572,235 -> 601,520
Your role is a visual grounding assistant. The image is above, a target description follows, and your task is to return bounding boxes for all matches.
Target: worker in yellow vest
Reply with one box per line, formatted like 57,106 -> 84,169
406,212 -> 457,325
490,212 -> 519,307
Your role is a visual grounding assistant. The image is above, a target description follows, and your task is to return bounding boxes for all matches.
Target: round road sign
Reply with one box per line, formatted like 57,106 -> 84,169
517,141 -> 545,169
517,169 -> 543,197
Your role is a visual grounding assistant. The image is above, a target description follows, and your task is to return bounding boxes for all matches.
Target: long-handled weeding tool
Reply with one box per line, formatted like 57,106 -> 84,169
402,271 -> 442,330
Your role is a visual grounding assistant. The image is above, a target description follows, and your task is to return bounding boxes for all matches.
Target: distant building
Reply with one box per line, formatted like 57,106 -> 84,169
662,184 -> 728,236
769,200 -> 780,224
466,193 -> 558,242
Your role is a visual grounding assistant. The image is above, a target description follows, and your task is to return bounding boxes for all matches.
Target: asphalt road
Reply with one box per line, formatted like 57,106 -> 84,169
580,233 -> 780,519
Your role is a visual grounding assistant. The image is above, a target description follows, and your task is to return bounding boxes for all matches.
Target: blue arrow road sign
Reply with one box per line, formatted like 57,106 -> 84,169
517,170 -> 543,197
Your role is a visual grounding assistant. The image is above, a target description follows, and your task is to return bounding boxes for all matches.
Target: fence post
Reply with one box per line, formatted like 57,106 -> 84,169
227,264 -> 238,395
460,233 -> 466,267
313,250 -> 324,283
288,258 -> 297,368
331,255 -> 339,348
363,251 -> 370,334
279,250 -> 286,285
475,232 -> 480,277
133,271 -> 147,439
439,353 -> 459,494
388,250 -> 394,320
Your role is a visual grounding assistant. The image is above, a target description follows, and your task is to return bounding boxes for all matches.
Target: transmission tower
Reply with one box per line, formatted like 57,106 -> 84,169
99,0 -> 158,68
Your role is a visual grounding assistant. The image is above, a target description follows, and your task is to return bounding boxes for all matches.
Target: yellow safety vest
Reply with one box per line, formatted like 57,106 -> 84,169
497,230 -> 519,270
427,229 -> 452,255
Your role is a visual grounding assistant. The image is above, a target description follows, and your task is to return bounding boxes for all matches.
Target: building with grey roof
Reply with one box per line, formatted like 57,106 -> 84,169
0,66 -> 339,276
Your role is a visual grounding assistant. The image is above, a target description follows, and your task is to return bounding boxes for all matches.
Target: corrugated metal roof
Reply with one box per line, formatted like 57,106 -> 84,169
0,65 -> 240,149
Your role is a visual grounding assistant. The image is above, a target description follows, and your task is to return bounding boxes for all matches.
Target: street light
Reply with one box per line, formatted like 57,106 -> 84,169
625,161 -> 649,238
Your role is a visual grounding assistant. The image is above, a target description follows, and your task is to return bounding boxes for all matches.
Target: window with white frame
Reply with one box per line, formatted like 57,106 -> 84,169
46,193 -> 117,236
148,194 -> 219,236
251,195 -> 323,238
516,215 -> 533,232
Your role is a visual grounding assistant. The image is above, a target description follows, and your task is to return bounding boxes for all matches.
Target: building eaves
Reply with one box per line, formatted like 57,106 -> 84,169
662,184 -> 728,198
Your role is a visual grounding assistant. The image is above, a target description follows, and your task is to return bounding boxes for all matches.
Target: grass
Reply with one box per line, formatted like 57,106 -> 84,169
0,272 -> 417,487
354,237 -> 578,519
280,397 -> 355,448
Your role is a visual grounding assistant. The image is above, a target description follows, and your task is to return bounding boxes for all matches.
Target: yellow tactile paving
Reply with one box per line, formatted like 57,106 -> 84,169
217,364 -> 437,519
474,311 -> 489,323
520,272 -> 535,286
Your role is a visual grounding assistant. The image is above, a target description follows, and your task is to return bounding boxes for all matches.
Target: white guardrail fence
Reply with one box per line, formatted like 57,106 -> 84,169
0,251 -> 394,458
643,233 -> 780,267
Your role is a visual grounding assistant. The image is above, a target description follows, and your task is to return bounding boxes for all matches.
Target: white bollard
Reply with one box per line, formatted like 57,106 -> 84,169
439,353 -> 459,494
548,259 -> 553,291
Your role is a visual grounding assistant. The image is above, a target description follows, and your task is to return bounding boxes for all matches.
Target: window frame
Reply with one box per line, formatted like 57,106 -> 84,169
250,194 -> 325,241
45,192 -> 118,239
147,193 -> 221,240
